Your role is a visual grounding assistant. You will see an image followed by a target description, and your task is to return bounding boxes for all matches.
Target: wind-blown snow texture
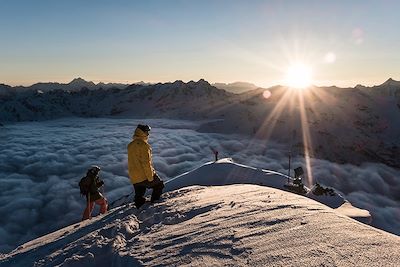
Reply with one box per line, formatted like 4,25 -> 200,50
1,185 -> 399,267
0,118 -> 399,254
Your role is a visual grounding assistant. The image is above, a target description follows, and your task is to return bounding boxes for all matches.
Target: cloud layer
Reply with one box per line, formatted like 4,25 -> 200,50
0,118 -> 399,253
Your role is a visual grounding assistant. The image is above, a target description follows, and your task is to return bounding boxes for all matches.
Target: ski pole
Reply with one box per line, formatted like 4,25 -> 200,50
287,129 -> 296,183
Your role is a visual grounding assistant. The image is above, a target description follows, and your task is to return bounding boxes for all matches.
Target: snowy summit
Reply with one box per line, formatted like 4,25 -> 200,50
1,159 -> 398,267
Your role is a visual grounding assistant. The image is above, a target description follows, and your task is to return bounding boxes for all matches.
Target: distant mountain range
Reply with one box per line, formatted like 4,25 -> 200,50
0,78 -> 129,95
0,79 -> 260,95
212,81 -> 260,94
1,78 -> 400,168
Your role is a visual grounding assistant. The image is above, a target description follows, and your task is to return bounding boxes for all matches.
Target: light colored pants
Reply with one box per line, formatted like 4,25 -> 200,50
82,197 -> 108,220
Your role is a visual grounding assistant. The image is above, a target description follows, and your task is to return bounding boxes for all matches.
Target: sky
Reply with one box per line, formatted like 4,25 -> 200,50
1,0 -> 400,87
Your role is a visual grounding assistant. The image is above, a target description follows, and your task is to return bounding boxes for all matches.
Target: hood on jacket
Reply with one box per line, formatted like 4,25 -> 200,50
133,127 -> 149,142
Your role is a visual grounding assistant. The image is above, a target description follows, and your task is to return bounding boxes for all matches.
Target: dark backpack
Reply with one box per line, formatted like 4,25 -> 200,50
79,175 -> 92,196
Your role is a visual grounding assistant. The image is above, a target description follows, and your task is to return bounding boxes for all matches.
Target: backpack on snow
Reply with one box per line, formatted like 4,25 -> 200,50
79,176 -> 92,196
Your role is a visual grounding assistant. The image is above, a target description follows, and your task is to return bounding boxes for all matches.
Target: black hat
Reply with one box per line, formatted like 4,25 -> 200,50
137,124 -> 151,132
87,165 -> 100,175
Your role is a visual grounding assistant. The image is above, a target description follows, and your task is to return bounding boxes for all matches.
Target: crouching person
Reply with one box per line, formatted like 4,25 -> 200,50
81,166 -> 108,220
127,124 -> 164,208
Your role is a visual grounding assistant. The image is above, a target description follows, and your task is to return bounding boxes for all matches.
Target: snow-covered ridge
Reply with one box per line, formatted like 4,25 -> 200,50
165,158 -> 370,222
0,78 -> 233,122
111,158 -> 355,212
1,184 -> 398,267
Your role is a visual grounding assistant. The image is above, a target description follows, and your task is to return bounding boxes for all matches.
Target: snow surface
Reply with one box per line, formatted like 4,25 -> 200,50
1,184 -> 399,267
166,158 -> 348,209
1,118 -> 399,254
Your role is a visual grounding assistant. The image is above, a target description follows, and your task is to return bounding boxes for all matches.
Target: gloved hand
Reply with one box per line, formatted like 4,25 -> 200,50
97,180 -> 105,188
152,173 -> 164,188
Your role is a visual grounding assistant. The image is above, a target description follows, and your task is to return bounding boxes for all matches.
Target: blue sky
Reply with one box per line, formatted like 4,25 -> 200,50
1,0 -> 399,87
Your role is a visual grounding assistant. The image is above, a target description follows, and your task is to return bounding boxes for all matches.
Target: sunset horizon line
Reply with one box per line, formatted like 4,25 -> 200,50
2,76 -> 398,90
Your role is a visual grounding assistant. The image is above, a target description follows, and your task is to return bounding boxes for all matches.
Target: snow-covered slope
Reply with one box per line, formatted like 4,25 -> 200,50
1,185 -> 398,267
165,158 -> 369,221
197,82 -> 400,168
0,79 -> 234,122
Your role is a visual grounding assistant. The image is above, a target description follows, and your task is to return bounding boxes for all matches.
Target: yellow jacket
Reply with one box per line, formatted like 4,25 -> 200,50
127,128 -> 155,184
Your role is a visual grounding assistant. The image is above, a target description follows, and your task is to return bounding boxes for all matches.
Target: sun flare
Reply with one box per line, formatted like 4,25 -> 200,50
285,63 -> 313,89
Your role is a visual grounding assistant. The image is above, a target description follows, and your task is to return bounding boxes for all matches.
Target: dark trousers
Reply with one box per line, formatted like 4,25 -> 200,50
133,176 -> 164,208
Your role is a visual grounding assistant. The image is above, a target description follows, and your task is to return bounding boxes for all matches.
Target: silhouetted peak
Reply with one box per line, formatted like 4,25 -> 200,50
172,80 -> 185,86
135,81 -> 152,86
197,78 -> 210,85
381,78 -> 400,86
0,83 -> 12,88
186,79 -> 211,88
355,84 -> 366,89
68,78 -> 95,87
69,77 -> 85,83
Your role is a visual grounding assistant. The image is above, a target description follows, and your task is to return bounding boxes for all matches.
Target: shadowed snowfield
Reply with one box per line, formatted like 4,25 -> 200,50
1,184 -> 399,266
0,118 -> 399,253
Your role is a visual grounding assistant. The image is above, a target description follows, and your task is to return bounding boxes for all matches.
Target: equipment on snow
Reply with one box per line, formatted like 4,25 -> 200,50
312,183 -> 336,196
294,167 -> 304,178
287,130 -> 297,183
284,166 -> 306,195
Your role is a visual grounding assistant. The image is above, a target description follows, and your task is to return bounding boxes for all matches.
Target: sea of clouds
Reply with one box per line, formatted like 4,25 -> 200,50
0,118 -> 399,253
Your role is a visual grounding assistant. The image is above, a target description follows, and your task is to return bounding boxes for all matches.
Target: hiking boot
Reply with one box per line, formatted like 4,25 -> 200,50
135,196 -> 146,208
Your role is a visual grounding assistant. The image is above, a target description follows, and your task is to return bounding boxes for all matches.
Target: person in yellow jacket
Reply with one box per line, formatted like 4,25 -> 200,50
127,124 -> 164,208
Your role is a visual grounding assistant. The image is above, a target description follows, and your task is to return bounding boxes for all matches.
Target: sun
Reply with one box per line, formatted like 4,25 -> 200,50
285,63 -> 313,89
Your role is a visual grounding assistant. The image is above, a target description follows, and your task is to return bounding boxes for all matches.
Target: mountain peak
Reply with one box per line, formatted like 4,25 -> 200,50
68,78 -> 95,87
381,78 -> 400,86
355,84 -> 366,89
196,79 -> 212,87
184,79 -> 212,89
171,80 -> 185,86
69,77 -> 86,83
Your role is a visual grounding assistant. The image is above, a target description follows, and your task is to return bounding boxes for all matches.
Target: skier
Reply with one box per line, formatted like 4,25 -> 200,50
127,124 -> 164,208
81,166 -> 108,220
